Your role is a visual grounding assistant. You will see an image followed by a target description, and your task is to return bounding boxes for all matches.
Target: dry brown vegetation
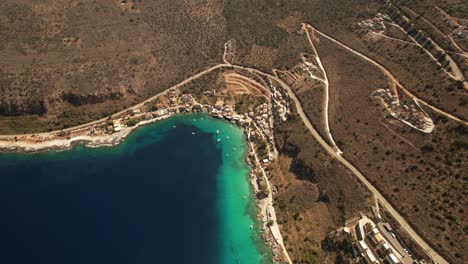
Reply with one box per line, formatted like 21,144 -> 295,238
0,0 -> 225,133
0,0 -> 385,133
356,31 -> 467,117
272,113 -> 371,263
1,0 -> 467,262
313,36 -> 467,263
276,62 -> 330,144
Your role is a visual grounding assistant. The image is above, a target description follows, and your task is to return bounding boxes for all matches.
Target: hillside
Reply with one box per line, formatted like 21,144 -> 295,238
1,0 -> 467,263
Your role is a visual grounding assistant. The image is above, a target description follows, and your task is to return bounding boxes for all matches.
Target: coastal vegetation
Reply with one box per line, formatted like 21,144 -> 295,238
126,118 -> 139,127
0,114 -> 269,264
1,0 -> 467,262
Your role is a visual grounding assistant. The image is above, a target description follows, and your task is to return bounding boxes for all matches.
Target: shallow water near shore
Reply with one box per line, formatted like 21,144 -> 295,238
0,113 -> 271,264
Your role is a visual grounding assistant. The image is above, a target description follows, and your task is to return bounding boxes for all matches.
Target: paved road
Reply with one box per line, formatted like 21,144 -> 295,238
281,27 -> 450,264
282,75 -> 448,264
0,31 -> 453,263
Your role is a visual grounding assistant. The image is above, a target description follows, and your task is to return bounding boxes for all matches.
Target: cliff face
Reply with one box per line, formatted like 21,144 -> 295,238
0,0 -> 226,131
0,90 -> 126,116
60,91 -> 124,106
0,98 -> 47,116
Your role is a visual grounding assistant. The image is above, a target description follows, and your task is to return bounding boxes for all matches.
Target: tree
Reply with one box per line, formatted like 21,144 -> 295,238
421,143 -> 434,152
126,118 -> 139,127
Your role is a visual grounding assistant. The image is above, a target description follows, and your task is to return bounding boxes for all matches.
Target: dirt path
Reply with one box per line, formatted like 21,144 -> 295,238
434,5 -> 467,29
305,24 -> 468,126
447,34 -> 468,56
223,41 -> 233,65
263,66 -> 449,264
389,22 -> 465,85
379,120 -> 420,152
370,31 -> 416,47
0,26 -> 459,263
382,21 -> 467,58
300,23 -> 451,264
407,7 -> 467,56
302,24 -> 343,155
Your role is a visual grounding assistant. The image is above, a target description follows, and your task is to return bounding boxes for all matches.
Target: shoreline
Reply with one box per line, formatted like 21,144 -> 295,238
0,114 -> 173,154
0,77 -> 293,263
0,111 -> 292,263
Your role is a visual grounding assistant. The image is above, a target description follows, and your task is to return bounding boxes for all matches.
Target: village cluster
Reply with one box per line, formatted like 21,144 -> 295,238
269,81 -> 291,123
373,89 -> 434,133
340,214 -> 423,264
0,69 -> 291,263
358,13 -> 392,31
106,78 -> 292,261
107,88 -> 252,134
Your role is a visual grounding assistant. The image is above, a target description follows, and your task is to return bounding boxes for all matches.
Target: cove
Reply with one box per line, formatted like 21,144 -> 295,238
0,113 -> 271,264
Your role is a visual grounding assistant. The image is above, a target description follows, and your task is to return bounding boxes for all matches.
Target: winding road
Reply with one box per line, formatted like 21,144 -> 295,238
302,24 -> 343,155
305,23 -> 468,126
158,61 -> 452,264
1,24 -> 459,264
0,64 -> 229,140
280,77 -> 448,264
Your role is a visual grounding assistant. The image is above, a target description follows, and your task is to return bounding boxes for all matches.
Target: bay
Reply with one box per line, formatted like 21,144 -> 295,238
0,113 -> 271,264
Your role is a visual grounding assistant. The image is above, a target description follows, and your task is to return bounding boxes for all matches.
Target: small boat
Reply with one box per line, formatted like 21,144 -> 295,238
250,225 -> 253,230
216,130 -> 219,134
217,138 -> 221,142
226,154 -> 229,157
226,136 -> 230,139
173,125 -> 176,128
233,147 -> 237,151
243,195 -> 246,199
192,132 -> 196,135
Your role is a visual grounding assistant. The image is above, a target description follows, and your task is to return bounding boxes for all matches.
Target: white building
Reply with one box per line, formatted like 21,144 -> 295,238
113,120 -> 122,132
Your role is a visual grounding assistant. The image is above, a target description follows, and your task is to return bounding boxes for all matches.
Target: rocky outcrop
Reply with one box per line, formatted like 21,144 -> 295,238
290,159 -> 318,183
282,142 -> 301,157
0,99 -> 47,116
60,91 -> 124,106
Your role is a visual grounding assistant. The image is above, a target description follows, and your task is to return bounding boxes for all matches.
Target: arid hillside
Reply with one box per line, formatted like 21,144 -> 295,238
0,0 -> 225,132
1,0 -> 467,263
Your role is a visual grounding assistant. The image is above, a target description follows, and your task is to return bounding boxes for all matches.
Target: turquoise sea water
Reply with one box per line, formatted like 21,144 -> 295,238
0,113 -> 271,264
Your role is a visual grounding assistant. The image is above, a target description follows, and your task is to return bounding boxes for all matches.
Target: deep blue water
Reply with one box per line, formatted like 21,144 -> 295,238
0,116 -> 225,264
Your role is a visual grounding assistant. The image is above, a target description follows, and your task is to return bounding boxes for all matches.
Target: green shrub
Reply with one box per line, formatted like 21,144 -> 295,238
126,118 -> 139,127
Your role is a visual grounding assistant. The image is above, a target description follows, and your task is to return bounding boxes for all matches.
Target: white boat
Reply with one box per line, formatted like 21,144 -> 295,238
192,132 -> 195,135
216,130 -> 219,134
217,138 -> 221,142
